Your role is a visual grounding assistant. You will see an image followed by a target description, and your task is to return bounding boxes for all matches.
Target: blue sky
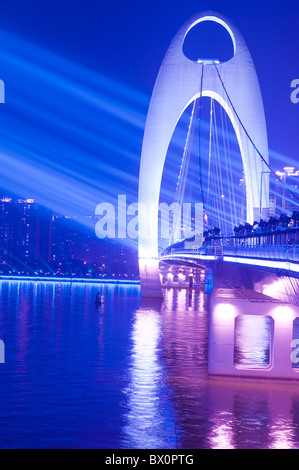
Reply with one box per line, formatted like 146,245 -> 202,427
0,0 -> 297,226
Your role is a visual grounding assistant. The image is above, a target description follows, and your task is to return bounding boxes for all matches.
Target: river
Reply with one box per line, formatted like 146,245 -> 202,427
0,280 -> 298,449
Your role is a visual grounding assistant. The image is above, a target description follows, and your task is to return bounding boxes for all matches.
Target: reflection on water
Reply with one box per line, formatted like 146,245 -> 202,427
0,281 -> 299,448
122,305 -> 178,449
293,318 -> 299,369
234,315 -> 272,369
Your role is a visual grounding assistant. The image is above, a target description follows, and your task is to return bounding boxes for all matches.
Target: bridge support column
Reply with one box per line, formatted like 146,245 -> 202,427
139,259 -> 163,299
167,272 -> 173,287
205,266 -> 214,295
208,288 -> 299,381
178,272 -> 185,287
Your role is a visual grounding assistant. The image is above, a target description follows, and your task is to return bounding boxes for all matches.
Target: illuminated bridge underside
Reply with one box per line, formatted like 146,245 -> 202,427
161,249 -> 299,277
138,10 -> 269,298
161,249 -> 299,306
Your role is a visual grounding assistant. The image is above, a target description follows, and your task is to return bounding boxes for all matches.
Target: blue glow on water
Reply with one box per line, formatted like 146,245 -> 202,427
0,276 -> 139,284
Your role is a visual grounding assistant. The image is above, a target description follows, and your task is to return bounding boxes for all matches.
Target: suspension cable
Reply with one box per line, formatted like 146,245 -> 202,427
207,97 -> 213,212
220,102 -> 238,231
214,63 -> 299,206
198,64 -> 205,208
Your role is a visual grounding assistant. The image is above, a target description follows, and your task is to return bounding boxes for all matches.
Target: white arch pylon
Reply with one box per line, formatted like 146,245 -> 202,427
138,10 -> 269,298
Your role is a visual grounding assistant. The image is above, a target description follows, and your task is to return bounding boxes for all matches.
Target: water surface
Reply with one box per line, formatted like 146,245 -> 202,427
0,281 -> 298,449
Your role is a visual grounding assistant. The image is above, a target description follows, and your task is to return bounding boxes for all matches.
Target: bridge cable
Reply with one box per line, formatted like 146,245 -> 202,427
172,64 -> 206,244
206,95 -> 239,236
207,98 -> 222,232
214,63 -> 299,207
197,64 -> 205,208
212,98 -> 225,230
217,99 -> 233,234
206,97 -> 213,220
171,93 -> 198,243
220,101 -> 238,231
219,102 -> 232,230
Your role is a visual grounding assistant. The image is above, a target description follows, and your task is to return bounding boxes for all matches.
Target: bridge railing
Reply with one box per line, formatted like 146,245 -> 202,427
163,244 -> 299,264
222,244 -> 299,263
166,245 -> 222,258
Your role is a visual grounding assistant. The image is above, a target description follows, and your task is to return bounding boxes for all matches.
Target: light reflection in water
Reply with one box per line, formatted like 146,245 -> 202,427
293,318 -> 299,370
234,315 -> 272,369
210,417 -> 235,449
269,419 -> 295,449
122,305 -> 177,448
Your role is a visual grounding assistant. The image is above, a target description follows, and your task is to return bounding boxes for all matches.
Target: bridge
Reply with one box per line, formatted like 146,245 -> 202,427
137,11 -> 299,381
137,10 -> 299,308
161,217 -> 299,296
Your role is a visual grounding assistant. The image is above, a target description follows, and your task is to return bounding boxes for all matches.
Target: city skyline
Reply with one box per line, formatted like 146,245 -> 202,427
0,162 -> 297,280
0,195 -> 139,279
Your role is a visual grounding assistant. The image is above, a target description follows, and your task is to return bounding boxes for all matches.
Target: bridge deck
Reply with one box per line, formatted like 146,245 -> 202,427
212,288 -> 281,302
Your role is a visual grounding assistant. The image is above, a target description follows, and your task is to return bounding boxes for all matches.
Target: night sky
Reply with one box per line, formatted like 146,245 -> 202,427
0,0 -> 297,225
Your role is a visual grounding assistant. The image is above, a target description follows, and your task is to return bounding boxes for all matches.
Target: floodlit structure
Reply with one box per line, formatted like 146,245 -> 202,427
209,288 -> 299,380
138,10 -> 269,298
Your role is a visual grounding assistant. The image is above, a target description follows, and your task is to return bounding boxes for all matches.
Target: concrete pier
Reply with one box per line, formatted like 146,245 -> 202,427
139,258 -> 163,299
208,288 -> 299,381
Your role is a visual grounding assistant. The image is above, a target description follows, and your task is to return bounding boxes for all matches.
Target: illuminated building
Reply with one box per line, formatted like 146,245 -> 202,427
274,167 -> 299,215
0,198 -> 139,278
15,199 -> 40,264
0,197 -> 16,264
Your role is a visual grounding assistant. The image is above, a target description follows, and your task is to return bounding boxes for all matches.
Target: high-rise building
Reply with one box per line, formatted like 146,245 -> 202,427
273,168 -> 299,216
15,199 -> 40,264
0,197 -> 139,277
51,215 -> 80,262
0,197 -> 16,264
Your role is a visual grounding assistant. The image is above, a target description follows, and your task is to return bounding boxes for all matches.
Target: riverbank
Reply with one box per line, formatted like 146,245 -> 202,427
0,275 -> 140,284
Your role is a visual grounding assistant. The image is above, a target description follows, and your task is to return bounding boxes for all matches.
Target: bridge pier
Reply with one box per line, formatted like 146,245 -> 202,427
205,265 -> 214,295
212,261 -> 299,307
208,288 -> 299,381
139,258 -> 163,299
